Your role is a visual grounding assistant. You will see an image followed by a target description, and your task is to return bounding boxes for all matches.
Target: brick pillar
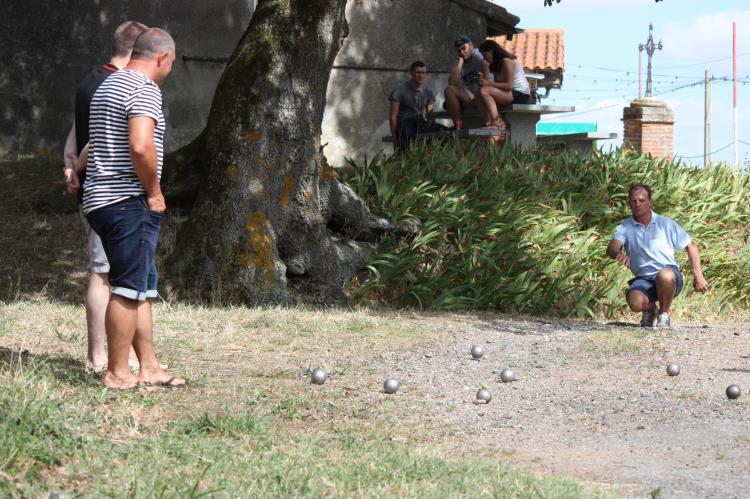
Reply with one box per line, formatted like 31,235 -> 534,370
622,98 -> 674,159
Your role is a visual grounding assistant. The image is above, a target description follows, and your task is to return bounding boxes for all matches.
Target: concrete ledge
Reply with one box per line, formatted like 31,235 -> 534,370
433,104 -> 574,120
539,132 -> 617,141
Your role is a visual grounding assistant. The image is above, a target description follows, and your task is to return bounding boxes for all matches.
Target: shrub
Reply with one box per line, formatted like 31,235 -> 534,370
348,141 -> 750,317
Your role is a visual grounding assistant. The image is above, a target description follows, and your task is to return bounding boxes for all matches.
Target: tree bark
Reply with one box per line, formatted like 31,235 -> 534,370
164,0 -> 388,304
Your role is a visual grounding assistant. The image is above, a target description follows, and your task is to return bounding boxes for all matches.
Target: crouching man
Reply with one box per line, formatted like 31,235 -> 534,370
606,183 -> 708,328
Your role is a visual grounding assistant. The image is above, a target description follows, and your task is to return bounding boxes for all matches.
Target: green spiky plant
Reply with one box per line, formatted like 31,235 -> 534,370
348,141 -> 750,317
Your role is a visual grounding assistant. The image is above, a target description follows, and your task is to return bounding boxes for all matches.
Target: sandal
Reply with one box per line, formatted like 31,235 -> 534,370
154,376 -> 187,389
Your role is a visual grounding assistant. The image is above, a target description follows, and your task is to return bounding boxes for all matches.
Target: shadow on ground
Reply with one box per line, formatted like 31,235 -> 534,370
0,346 -> 88,385
1,158 -> 93,303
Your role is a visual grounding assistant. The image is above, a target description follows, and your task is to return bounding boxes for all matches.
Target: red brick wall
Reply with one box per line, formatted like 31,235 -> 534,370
622,99 -> 674,159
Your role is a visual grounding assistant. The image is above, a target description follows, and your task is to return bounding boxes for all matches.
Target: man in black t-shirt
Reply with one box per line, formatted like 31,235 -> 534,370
388,61 -> 447,151
62,21 -> 147,377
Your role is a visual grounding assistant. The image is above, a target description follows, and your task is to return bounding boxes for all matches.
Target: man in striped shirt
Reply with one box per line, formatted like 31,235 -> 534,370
63,21 -> 147,377
83,28 -> 184,391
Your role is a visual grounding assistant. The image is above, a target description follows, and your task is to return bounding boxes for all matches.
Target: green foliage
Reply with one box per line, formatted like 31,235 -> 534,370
349,142 -> 750,316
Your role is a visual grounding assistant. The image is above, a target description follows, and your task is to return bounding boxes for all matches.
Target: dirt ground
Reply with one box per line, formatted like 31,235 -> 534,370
336,314 -> 750,498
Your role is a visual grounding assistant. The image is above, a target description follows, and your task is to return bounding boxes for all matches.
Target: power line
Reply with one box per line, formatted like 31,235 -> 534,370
660,51 -> 750,69
677,142 -> 733,159
541,100 -> 630,120
568,52 -> 750,73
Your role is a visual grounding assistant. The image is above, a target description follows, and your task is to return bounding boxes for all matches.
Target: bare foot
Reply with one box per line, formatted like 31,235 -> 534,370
102,370 -> 144,391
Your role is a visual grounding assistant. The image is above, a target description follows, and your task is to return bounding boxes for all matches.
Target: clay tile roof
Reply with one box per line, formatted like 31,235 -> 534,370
492,28 -> 565,74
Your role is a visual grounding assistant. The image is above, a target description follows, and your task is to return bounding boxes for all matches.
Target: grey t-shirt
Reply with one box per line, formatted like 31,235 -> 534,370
389,80 -> 436,122
460,49 -> 485,94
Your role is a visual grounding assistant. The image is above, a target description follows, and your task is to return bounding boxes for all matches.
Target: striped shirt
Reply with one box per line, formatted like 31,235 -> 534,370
82,69 -> 165,214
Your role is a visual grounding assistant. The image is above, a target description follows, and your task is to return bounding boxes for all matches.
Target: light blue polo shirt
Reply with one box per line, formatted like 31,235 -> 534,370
612,211 -> 691,278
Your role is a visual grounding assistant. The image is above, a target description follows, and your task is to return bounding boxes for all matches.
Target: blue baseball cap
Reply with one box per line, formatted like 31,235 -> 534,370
454,35 -> 472,48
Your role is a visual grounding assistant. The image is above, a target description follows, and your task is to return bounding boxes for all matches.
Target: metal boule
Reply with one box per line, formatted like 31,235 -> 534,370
384,378 -> 400,394
726,384 -> 741,400
310,368 -> 327,385
500,368 -> 515,383
666,364 -> 680,376
470,345 -> 485,359
476,388 -> 492,403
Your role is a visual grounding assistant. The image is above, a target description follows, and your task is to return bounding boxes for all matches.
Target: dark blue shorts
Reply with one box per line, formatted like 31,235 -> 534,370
86,196 -> 163,301
627,266 -> 683,303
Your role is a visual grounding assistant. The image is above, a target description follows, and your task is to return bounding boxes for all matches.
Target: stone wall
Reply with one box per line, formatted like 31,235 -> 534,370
0,0 -> 252,157
322,0 -> 489,166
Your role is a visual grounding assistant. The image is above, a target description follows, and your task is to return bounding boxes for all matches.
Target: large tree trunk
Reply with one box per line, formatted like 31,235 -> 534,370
164,0 -> 390,304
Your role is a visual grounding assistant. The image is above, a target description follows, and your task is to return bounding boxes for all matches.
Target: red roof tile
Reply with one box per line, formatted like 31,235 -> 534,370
492,28 -> 565,74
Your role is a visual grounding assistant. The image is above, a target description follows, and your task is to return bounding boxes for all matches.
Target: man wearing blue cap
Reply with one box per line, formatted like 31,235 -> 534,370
444,35 -> 488,129
607,183 -> 708,328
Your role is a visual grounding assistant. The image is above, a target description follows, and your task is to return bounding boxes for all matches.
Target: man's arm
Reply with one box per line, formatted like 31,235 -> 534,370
63,124 -> 80,194
389,100 -> 400,140
426,102 -> 435,122
129,116 -> 165,212
78,143 -> 89,175
685,242 -> 708,292
606,239 -> 630,268
448,57 -> 463,86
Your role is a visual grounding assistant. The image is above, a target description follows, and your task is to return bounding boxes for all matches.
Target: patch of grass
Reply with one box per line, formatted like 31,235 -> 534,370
0,353 -> 604,498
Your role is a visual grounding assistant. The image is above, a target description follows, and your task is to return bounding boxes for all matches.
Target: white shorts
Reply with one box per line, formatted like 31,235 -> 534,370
79,205 -> 110,274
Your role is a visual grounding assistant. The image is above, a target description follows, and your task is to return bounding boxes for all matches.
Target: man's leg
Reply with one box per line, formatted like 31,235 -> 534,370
444,85 -> 472,128
395,119 -> 418,152
627,290 -> 654,313
85,273 -> 141,373
133,299 -> 185,387
102,294 -> 139,389
85,272 -> 109,371
655,267 -> 677,314
627,278 -> 658,327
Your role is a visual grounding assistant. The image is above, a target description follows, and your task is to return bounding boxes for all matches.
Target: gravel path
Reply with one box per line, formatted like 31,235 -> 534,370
356,316 -> 750,498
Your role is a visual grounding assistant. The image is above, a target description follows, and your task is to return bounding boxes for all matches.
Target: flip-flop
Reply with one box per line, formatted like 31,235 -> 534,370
155,376 -> 186,389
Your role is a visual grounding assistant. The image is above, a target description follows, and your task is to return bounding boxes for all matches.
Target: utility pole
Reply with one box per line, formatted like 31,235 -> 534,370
638,48 -> 643,98
639,23 -> 663,97
705,69 -> 711,167
733,21 -> 739,165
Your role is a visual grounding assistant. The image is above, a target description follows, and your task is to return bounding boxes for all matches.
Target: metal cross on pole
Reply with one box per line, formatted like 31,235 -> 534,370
639,23 -> 663,97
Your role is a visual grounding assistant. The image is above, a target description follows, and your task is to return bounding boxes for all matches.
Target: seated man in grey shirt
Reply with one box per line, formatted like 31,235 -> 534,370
444,35 -> 488,129
388,61 -> 447,151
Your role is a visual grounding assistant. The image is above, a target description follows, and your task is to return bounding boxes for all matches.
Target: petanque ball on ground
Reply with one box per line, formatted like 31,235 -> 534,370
470,344 -> 485,359
666,364 -> 680,376
726,384 -> 741,400
500,368 -> 515,383
383,378 -> 400,394
310,368 -> 327,385
476,388 -> 492,403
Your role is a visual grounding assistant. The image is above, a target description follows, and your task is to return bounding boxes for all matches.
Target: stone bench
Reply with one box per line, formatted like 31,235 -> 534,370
432,104 -> 575,149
